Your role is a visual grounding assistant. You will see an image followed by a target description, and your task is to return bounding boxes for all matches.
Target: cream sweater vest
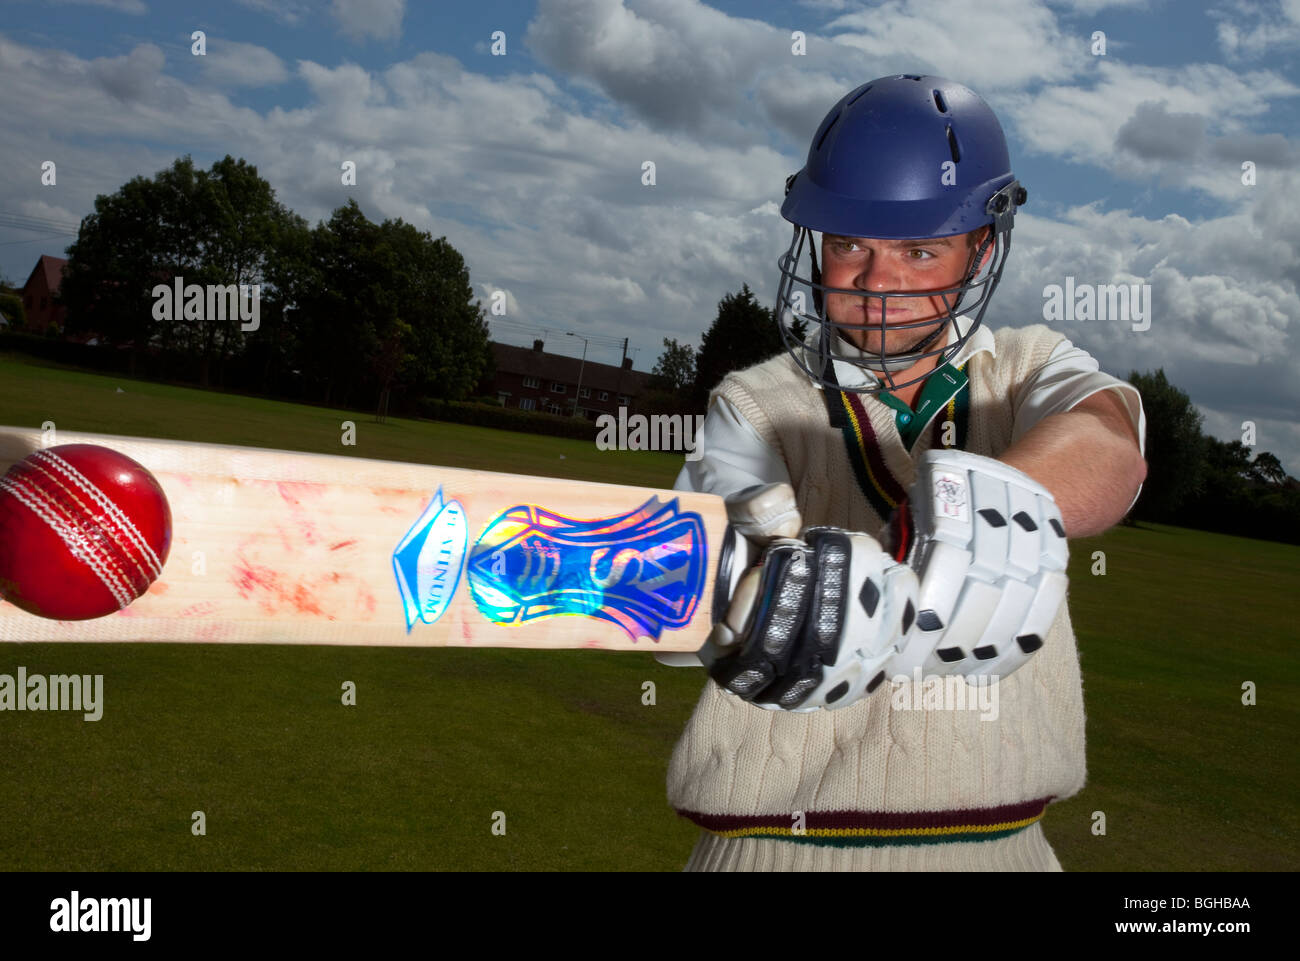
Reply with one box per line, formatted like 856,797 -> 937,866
667,324 -> 1087,847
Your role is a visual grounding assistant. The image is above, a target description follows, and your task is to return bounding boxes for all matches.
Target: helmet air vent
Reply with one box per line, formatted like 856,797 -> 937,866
846,84 -> 872,107
946,124 -> 961,163
933,89 -> 948,113
816,110 -> 841,150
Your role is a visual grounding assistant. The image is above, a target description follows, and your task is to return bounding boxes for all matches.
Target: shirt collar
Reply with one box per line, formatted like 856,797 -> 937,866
802,314 -> 995,391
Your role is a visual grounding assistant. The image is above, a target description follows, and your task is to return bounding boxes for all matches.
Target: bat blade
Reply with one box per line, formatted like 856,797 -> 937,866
0,427 -> 729,652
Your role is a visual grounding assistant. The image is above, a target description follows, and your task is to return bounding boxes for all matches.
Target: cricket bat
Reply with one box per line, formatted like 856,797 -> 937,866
0,426 -> 742,651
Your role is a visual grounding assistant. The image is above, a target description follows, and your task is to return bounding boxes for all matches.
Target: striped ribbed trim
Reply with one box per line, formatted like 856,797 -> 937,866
930,368 -> 970,452
677,798 -> 1053,848
821,387 -> 907,519
821,360 -> 974,521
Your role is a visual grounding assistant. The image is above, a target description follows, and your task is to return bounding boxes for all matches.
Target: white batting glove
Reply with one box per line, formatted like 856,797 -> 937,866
884,449 -> 1069,684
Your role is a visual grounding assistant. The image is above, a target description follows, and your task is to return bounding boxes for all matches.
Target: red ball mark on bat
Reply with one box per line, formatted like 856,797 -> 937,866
147,580 -> 170,595
195,622 -> 230,641
329,539 -> 358,551
359,589 -> 376,616
180,601 -> 219,617
232,553 -> 328,618
291,584 -> 325,617
274,481 -> 324,506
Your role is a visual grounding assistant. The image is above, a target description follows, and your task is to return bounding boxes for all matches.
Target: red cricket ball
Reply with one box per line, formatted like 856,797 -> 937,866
0,443 -> 172,620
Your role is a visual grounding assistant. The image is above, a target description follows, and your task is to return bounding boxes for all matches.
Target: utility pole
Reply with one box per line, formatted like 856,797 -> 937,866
616,337 -> 628,411
566,331 -> 589,418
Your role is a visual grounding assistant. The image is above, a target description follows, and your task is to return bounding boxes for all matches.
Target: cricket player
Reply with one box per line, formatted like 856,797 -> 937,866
658,75 -> 1148,871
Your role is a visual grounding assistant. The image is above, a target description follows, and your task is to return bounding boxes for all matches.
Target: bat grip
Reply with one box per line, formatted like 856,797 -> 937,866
711,523 -> 758,625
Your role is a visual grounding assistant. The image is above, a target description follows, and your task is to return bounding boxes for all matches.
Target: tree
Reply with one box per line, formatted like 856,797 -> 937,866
693,284 -> 786,406
61,155 -> 299,383
61,171 -> 171,368
650,337 -> 696,393
0,291 -> 25,328
372,215 -> 491,405
1126,369 -> 1206,520
290,201 -> 491,411
1249,451 -> 1288,486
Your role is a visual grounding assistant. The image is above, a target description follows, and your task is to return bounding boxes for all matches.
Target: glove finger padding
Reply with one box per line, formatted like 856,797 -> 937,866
709,529 -> 919,712
889,449 -> 1069,684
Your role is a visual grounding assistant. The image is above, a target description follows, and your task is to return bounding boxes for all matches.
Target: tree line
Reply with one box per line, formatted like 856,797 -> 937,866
58,155 -> 492,416
1126,370 -> 1298,544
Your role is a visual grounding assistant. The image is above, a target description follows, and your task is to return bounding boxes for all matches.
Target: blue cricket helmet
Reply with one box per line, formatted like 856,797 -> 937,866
775,75 -> 1027,390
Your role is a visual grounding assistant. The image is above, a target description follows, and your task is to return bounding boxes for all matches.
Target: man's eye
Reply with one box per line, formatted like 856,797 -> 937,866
908,248 -> 935,259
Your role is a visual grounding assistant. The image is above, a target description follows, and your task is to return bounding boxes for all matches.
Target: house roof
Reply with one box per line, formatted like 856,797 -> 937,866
23,255 -> 68,294
491,342 -> 651,394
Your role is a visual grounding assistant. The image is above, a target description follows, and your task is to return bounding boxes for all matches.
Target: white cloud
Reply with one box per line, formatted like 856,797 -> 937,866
236,0 -> 317,24
1001,61 -> 1300,200
1213,0 -> 1300,59
90,43 -> 166,104
47,0 -> 146,13
525,0 -> 866,148
200,40 -> 289,88
330,0 -> 406,42
826,0 -> 1087,90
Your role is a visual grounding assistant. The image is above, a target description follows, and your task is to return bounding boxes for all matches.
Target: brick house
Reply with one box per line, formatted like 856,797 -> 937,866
487,340 -> 651,419
20,255 -> 69,334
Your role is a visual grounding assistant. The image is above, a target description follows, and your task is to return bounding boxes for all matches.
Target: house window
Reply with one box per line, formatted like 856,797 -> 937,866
578,387 -> 590,399
519,398 -> 536,411
523,376 -> 540,388
598,391 -> 609,401
618,395 -> 631,406
497,391 -> 511,404
549,382 -> 566,393
545,402 -> 563,415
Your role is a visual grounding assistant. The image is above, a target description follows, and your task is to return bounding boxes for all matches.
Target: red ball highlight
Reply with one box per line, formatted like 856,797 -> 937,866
0,443 -> 172,620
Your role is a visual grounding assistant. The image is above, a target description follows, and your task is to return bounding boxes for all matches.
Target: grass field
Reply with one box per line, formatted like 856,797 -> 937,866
1,352 -> 1297,871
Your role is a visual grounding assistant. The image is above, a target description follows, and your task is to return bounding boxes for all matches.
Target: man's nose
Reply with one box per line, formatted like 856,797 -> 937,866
853,252 -> 903,292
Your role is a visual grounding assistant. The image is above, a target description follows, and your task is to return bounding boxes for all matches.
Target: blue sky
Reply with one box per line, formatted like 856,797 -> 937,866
2,0 -> 1297,470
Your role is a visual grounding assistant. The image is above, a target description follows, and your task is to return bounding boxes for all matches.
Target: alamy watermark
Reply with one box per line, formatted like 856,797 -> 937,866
889,667 -> 999,721
50,891 -> 150,941
1042,277 -> 1151,331
0,667 -> 103,721
152,276 -> 260,332
595,408 -> 705,461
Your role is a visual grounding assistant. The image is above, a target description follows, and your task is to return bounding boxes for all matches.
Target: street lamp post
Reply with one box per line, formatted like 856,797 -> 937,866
566,331 -> 588,418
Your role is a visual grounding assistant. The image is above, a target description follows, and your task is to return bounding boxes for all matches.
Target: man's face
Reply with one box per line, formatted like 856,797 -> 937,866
819,228 -> 991,357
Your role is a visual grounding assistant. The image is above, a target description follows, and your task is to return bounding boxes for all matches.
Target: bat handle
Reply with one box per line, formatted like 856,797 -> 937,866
710,523 -> 758,625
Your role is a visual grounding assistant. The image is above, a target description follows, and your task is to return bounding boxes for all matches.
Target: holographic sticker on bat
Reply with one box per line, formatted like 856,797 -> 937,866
392,487 -> 468,631
466,497 -> 707,642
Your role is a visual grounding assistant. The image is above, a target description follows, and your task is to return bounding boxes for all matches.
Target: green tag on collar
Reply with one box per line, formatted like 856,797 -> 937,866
883,364 -> 969,449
